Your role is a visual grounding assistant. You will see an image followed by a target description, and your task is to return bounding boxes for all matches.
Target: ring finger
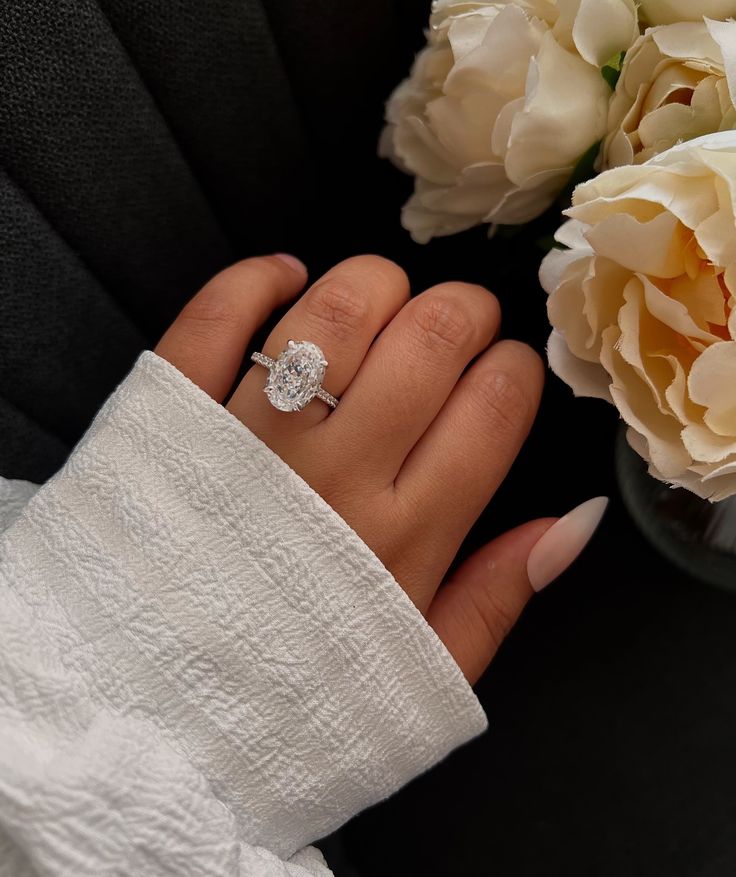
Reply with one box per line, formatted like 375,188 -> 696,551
228,255 -> 410,435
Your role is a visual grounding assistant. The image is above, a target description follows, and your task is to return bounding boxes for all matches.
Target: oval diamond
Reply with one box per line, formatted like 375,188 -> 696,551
265,341 -> 328,412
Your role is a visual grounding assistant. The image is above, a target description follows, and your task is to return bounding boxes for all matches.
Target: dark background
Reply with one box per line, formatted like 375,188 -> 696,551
1,2 -> 735,874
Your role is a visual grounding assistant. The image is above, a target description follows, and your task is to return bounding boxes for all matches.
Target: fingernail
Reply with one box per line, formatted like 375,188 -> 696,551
273,253 -> 307,276
527,497 -> 609,592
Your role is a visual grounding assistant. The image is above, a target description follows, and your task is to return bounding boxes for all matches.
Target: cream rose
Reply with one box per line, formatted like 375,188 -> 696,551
380,0 -> 638,243
603,19 -> 736,168
639,0 -> 736,26
541,132 -> 736,501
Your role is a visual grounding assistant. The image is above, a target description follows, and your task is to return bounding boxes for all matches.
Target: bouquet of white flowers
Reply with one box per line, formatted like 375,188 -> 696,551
382,0 -> 736,503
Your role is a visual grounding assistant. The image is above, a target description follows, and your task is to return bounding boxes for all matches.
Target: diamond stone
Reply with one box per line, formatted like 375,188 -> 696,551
265,341 -> 328,412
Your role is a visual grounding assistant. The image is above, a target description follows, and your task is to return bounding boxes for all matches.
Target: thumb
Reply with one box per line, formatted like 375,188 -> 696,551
427,498 -> 608,685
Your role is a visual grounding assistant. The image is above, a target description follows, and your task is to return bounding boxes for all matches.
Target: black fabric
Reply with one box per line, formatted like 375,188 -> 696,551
0,168 -> 145,446
97,0 -> 311,253
0,0 -> 232,334
2,3 -> 736,875
0,397 -> 68,482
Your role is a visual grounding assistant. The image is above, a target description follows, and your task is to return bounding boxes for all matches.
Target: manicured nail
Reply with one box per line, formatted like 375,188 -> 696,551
527,497 -> 609,592
273,253 -> 307,276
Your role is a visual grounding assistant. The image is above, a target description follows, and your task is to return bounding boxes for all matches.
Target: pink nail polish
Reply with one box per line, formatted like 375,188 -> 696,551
527,497 -> 609,592
273,253 -> 307,276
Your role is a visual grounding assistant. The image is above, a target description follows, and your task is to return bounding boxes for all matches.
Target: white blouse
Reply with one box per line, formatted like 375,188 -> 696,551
0,352 -> 486,876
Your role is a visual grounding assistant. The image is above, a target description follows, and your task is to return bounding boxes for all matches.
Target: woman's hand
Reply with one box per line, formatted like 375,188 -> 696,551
156,254 -> 605,684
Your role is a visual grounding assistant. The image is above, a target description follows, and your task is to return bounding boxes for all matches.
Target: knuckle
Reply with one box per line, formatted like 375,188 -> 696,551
201,256 -> 289,301
431,280 -> 493,300
178,291 -> 243,340
339,254 -> 409,287
305,277 -> 371,341
470,367 -> 532,435
205,258 -> 264,292
430,282 -> 500,322
505,339 -> 544,375
412,295 -> 474,354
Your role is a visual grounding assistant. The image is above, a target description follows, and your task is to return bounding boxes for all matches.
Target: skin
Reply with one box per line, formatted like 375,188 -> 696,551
156,254 -> 557,685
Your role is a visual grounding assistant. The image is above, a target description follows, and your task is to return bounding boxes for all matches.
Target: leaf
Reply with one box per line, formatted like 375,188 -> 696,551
601,50 -> 626,91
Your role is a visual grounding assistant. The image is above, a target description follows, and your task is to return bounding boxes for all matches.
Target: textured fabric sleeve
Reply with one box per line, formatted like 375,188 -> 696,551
0,478 -> 39,532
0,351 -> 487,875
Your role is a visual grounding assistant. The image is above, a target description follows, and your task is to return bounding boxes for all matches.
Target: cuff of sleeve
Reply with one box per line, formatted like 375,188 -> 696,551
0,479 -> 39,533
17,351 -> 488,858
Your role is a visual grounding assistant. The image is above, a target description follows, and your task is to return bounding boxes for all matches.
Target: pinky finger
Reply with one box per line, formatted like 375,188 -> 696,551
427,497 -> 608,685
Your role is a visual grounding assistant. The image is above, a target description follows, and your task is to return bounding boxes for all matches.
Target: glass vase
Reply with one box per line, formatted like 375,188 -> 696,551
615,426 -> 736,591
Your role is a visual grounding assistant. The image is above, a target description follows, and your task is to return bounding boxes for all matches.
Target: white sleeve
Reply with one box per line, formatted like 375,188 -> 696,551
0,478 -> 38,532
0,351 -> 487,876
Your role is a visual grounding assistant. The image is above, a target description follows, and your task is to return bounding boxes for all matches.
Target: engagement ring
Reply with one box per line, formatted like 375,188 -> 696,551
252,341 -> 339,412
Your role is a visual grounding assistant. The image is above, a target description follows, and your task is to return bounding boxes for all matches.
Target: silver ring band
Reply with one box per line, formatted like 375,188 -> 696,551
251,341 -> 339,412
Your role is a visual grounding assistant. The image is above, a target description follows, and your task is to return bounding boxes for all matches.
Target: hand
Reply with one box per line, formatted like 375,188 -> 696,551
156,254 -> 606,684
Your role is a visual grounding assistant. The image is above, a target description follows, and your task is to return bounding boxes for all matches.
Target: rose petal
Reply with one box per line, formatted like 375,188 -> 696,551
641,273 -> 721,344
583,256 -> 633,341
601,325 -> 692,476
682,422 -> 736,462
539,239 -> 592,295
555,217 -> 592,250
483,165 -> 566,224
652,21 -> 723,65
640,0 -> 736,27
571,166 -> 719,232
688,340 -> 736,435
547,257 -> 599,360
706,18 -> 736,109
547,330 -> 613,401
618,278 -> 678,415
402,164 -> 513,242
505,32 -> 609,185
668,265 -> 728,329
657,353 -> 701,425
568,0 -> 639,68
585,210 -> 687,278
448,5 -> 541,98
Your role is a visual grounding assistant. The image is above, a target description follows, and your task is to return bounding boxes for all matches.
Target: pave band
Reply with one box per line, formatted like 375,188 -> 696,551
251,341 -> 339,412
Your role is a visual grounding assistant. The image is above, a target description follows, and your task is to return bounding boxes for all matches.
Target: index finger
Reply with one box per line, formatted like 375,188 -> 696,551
155,254 -> 307,401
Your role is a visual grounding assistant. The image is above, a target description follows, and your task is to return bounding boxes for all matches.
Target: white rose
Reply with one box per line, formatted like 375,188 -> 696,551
603,19 -> 736,168
380,0 -> 638,243
639,0 -> 736,26
541,132 -> 736,501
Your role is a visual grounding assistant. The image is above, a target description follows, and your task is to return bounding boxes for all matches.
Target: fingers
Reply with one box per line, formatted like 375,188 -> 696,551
227,255 -> 410,431
329,282 -> 501,480
426,519 -> 556,685
397,340 -> 544,551
155,255 -> 307,401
